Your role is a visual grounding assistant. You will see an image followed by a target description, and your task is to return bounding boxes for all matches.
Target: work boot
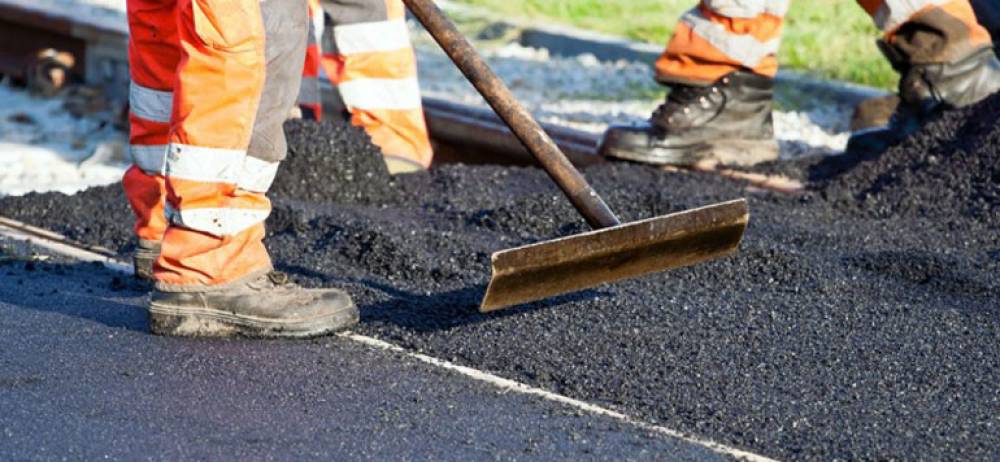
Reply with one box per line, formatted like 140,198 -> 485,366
133,239 -> 160,282
148,270 -> 359,338
599,71 -> 778,166
847,45 -> 1000,154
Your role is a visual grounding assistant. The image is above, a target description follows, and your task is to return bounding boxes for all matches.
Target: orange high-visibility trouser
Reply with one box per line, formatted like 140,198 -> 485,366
124,0 -> 308,287
299,0 -> 433,170
656,0 -> 994,86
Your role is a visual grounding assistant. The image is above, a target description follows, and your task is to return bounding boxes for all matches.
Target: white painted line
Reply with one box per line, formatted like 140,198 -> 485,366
0,220 -> 779,462
343,333 -> 778,462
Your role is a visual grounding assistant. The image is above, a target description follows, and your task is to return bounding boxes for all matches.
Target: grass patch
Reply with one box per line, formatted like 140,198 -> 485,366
449,0 -> 897,88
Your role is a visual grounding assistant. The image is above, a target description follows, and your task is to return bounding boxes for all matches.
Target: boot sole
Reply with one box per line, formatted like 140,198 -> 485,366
602,138 -> 779,167
148,301 -> 359,339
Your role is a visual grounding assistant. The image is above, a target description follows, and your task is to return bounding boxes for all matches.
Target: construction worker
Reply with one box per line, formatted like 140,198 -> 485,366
599,0 -> 1000,166
298,0 -> 434,174
124,0 -> 358,337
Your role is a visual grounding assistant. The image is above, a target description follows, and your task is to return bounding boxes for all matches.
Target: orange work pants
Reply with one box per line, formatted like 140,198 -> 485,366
656,0 -> 993,85
124,0 -> 308,288
299,0 -> 433,170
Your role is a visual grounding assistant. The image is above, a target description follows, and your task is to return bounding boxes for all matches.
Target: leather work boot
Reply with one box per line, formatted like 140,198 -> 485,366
599,71 -> 778,166
148,271 -> 359,338
133,239 -> 161,282
847,45 -> 1000,154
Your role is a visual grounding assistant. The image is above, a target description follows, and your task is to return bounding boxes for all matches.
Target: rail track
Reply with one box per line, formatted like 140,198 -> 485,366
0,0 -> 801,192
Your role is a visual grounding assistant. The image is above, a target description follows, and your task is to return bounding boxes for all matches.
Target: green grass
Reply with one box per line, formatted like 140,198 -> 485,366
450,0 -> 897,89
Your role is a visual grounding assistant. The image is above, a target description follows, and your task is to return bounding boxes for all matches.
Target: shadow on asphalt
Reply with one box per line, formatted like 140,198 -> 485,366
2,255 -> 611,337
279,262 -> 608,333
0,261 -> 148,333
805,143 -> 886,182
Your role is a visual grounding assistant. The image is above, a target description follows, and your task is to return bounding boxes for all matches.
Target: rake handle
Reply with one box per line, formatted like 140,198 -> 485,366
403,0 -> 621,229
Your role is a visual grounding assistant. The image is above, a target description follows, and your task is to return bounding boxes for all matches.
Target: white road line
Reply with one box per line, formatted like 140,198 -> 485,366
0,221 -> 779,462
344,333 -> 778,462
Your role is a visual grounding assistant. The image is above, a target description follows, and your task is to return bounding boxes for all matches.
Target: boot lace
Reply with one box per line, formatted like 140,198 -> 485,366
650,81 -> 720,129
266,271 -> 292,286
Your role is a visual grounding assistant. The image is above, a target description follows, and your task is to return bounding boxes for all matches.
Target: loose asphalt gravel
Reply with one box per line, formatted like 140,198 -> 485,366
1,93 -> 999,460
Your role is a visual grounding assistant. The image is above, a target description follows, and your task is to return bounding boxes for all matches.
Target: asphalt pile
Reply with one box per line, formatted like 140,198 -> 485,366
822,94 -> 1000,227
269,121 -> 398,205
764,92 -> 1000,227
1,105 -> 998,460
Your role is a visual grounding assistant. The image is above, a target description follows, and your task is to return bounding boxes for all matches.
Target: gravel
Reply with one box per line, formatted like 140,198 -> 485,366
269,121 -> 396,205
747,91 -> 1000,229
411,32 -> 853,159
821,94 -> 1000,226
3,96 -> 998,460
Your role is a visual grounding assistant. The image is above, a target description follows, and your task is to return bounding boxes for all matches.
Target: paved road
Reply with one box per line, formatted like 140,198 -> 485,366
0,244 -> 727,461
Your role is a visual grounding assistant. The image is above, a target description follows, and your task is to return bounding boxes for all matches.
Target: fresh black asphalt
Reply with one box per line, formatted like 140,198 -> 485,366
2,93 -> 999,460
0,244 -> 726,461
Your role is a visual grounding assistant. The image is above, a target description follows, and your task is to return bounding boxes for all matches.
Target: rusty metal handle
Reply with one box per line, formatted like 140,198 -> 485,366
403,0 -> 621,229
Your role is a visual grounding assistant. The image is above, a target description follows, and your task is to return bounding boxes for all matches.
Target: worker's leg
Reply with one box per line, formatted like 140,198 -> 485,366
123,0 -> 179,280
148,0 -> 357,337
859,0 -> 995,105
321,0 -> 433,173
298,0 -> 325,120
654,0 -> 787,86
152,0 -> 271,288
599,0 -> 788,166
848,0 -> 1000,153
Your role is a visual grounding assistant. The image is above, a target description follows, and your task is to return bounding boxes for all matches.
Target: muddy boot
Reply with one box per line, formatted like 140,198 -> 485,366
133,239 -> 160,282
148,270 -> 358,338
599,71 -> 778,166
847,45 -> 1000,154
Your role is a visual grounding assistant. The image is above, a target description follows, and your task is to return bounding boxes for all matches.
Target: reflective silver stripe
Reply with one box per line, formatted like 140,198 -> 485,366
874,0 -> 950,32
165,203 -> 270,237
681,9 -> 781,69
703,0 -> 789,18
129,82 -> 173,123
129,144 -> 168,175
333,19 -> 411,55
161,143 -> 278,192
163,143 -> 246,184
238,156 -> 280,193
298,76 -> 321,104
338,77 -> 422,110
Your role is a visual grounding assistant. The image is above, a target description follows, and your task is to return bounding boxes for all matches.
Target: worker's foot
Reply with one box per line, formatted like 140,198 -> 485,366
847,45 -> 1000,154
599,71 -> 778,166
148,270 -> 358,338
133,239 -> 160,282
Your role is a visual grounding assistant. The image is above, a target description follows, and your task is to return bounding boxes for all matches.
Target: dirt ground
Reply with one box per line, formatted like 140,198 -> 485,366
1,94 -> 998,460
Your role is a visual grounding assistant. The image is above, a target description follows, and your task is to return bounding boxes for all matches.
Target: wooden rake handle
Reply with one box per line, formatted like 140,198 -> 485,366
402,0 -> 621,229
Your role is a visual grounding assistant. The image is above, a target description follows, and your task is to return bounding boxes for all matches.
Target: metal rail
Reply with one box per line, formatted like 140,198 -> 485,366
422,97 -> 604,168
0,216 -> 122,262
